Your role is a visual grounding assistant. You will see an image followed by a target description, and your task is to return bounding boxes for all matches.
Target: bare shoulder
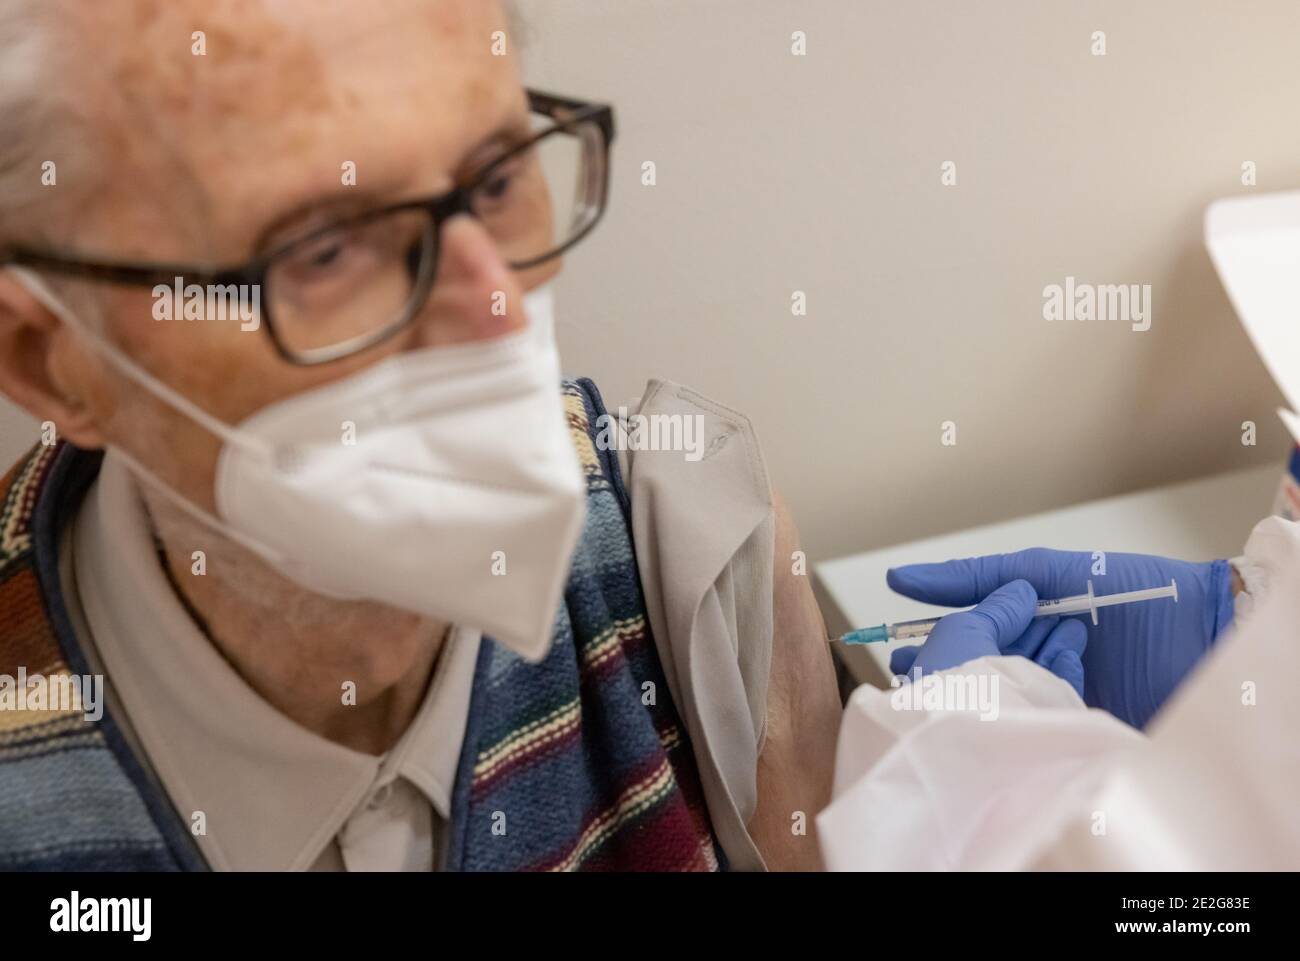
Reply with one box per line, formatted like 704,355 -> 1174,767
748,490 -> 843,870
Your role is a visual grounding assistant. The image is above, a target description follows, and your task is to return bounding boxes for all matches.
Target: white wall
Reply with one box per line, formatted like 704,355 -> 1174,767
524,0 -> 1296,559
2,0 -> 1294,563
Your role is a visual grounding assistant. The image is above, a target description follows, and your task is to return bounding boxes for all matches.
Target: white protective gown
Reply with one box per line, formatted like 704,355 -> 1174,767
816,515 -> 1300,870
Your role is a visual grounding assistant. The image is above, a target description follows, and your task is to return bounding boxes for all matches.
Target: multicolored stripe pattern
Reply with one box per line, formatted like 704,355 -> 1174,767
444,379 -> 722,871
0,444 -> 181,870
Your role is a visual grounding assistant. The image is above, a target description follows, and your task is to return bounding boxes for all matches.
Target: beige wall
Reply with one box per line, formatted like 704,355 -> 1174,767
526,0 -> 1295,559
1,0 -> 1294,563
0,404 -> 34,466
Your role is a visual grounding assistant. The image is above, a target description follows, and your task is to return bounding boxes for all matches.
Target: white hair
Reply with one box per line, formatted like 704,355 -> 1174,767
0,3 -> 114,331
0,1 -> 65,243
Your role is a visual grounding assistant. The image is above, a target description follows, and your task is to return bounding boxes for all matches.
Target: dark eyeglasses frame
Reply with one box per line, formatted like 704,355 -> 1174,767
0,89 -> 615,365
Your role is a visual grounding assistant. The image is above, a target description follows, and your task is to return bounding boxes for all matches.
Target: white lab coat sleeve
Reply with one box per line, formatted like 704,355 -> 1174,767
816,656 -> 1146,870
1030,561 -> 1300,869
1231,515 -> 1300,627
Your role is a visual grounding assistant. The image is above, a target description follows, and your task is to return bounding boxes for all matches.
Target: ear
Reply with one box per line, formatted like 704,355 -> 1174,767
0,271 -> 107,449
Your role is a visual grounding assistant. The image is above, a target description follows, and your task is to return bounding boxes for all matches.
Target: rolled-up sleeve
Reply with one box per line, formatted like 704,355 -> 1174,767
620,379 -> 775,872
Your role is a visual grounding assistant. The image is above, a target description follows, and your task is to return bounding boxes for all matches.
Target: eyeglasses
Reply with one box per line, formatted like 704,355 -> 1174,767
0,89 -> 615,365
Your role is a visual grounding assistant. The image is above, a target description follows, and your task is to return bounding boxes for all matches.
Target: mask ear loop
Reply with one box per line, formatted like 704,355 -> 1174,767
105,442 -> 290,566
8,267 -> 268,458
6,267 -> 288,565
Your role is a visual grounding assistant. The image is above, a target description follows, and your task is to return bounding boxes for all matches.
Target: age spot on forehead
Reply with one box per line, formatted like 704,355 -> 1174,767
71,0 -> 342,251
103,0 -> 334,138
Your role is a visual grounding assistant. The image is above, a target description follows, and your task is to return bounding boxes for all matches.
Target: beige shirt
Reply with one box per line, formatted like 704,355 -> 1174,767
61,379 -> 776,871
64,453 -> 479,870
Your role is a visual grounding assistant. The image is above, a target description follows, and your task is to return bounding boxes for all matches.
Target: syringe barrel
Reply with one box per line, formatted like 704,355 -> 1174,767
843,580 -> 1180,648
890,617 -> 942,641
1033,595 -> 1093,616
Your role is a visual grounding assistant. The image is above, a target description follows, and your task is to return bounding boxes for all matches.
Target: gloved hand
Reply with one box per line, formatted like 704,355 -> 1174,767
889,579 -> 1089,698
887,549 -> 1236,729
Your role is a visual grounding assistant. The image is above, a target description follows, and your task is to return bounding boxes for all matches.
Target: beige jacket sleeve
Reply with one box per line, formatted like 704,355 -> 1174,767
613,379 -> 774,872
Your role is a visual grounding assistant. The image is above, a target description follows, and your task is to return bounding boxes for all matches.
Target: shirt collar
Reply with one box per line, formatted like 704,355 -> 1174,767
72,451 -> 479,871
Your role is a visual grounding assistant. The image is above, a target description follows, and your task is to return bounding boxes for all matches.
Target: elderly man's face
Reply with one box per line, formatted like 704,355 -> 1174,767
52,0 -> 545,510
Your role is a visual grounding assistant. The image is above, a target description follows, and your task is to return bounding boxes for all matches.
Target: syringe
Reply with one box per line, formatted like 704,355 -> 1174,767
838,578 -> 1178,646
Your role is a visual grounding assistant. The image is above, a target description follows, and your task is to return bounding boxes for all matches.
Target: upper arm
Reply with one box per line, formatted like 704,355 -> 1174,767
747,490 -> 843,870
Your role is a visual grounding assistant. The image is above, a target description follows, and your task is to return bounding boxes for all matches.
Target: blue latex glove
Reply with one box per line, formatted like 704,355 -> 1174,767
889,579 -> 1089,697
887,549 -> 1236,729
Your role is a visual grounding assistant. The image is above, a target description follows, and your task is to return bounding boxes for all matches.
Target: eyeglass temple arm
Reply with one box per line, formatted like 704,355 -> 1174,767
0,246 -> 243,287
526,88 -> 616,144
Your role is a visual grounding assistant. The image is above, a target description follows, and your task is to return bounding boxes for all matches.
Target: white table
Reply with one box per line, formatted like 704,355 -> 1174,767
814,463 -> 1284,688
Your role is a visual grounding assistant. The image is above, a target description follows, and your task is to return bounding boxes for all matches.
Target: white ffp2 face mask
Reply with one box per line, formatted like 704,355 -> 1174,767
15,271 -> 586,662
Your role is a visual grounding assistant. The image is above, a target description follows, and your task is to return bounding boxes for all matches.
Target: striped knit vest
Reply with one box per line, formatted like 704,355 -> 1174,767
0,378 -> 723,871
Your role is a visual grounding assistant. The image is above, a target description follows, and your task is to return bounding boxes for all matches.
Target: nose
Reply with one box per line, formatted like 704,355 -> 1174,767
408,214 -> 528,349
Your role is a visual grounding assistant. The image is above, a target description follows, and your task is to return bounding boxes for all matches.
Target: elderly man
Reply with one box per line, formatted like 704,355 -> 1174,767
0,0 -> 844,871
